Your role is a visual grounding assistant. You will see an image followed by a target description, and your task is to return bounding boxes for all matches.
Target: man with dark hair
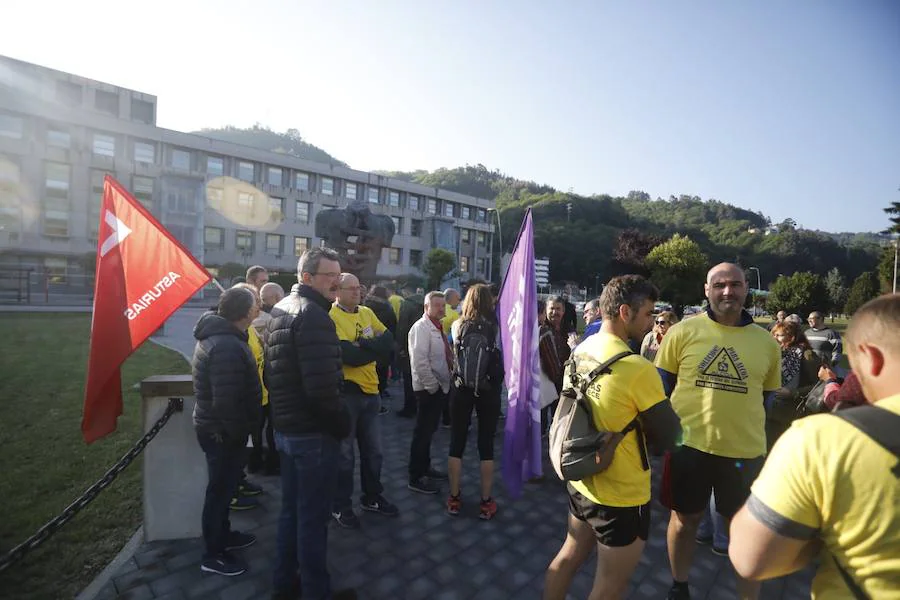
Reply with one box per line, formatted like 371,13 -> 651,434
265,247 -> 355,600
560,292 -> 578,336
730,293 -> 900,598
805,311 -> 843,366
396,286 -> 426,418
544,275 -> 681,599
539,296 -> 571,432
579,298 -> 602,344
656,263 -> 781,600
245,265 -> 269,289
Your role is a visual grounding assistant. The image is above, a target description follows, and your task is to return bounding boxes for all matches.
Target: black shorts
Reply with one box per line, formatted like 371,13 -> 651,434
567,484 -> 650,547
666,445 -> 764,520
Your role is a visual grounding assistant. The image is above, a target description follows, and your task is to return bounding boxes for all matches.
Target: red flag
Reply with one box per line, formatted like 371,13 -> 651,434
81,175 -> 210,443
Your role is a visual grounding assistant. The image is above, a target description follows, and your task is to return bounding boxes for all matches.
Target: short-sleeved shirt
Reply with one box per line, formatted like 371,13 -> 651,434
655,311 -> 781,459
329,304 -> 386,395
441,305 -> 460,337
389,294 -> 403,320
749,395 -> 900,600
568,332 -> 667,507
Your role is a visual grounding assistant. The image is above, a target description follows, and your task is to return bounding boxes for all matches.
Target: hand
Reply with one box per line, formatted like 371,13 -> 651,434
818,365 -> 837,382
774,387 -> 793,400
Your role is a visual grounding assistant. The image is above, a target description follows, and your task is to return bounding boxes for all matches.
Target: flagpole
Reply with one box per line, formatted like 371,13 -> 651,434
210,276 -> 226,293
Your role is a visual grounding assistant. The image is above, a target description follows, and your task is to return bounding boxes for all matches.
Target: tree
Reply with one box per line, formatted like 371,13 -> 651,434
645,234 -> 708,317
844,271 -> 880,315
823,267 -> 848,316
610,229 -> 664,277
884,200 -> 900,234
766,271 -> 827,317
214,262 -> 246,281
422,248 -> 456,291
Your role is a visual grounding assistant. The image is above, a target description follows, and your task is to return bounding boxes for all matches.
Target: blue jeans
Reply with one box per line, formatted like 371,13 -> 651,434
196,430 -> 246,558
697,494 -> 730,549
273,432 -> 340,599
334,391 -> 383,512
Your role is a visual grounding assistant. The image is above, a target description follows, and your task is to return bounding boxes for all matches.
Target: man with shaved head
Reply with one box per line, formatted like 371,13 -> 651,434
730,294 -> 900,598
655,263 -> 781,600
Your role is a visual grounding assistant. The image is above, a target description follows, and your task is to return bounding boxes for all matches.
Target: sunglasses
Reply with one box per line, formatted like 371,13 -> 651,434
655,320 -> 669,325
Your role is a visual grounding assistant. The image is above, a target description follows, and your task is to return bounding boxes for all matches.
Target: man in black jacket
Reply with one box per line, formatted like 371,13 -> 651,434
395,286 -> 425,417
192,287 -> 262,577
265,247 -> 355,600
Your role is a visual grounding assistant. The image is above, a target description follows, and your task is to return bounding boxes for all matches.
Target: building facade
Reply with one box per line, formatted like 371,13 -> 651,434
0,55 -> 496,290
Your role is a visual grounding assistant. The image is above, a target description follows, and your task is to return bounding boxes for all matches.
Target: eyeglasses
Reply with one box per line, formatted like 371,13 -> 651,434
312,271 -> 341,279
341,286 -> 361,292
655,320 -> 669,326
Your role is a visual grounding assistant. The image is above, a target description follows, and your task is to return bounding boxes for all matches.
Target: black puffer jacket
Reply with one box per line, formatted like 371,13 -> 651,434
265,284 -> 350,440
192,312 -> 262,441
396,294 -> 424,360
363,295 -> 397,335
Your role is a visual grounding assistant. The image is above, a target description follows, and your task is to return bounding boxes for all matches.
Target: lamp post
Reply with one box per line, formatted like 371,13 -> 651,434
748,266 -> 762,291
487,208 -> 503,282
892,238 -> 898,294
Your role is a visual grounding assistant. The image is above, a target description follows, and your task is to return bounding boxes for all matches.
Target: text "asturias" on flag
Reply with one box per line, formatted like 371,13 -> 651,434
124,271 -> 183,320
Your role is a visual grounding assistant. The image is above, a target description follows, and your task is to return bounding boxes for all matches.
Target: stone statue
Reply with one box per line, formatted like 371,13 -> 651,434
314,201 -> 396,284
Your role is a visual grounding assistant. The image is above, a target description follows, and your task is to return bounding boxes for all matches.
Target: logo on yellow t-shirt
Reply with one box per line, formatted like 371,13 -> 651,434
696,345 -> 749,394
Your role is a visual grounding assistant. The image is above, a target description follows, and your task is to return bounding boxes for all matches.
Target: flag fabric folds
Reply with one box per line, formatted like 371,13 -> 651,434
81,175 -> 210,443
498,208 -> 543,498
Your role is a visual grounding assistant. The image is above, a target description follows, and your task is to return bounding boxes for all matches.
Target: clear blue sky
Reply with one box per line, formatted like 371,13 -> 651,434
4,0 -> 899,232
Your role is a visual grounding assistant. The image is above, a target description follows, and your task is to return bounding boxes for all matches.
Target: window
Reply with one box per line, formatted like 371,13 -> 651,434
56,81 -> 82,106
92,133 -> 115,157
408,195 -> 420,211
427,198 -> 438,215
237,192 -> 256,215
133,176 -> 154,210
461,206 -> 471,220
294,236 -> 310,256
44,257 -> 68,284
388,191 -> 400,207
44,162 -> 70,237
391,216 -> 402,234
131,98 -> 154,123
477,208 -> 487,222
321,177 -> 334,196
47,128 -> 70,148
411,219 -> 423,237
166,183 -> 197,214
460,256 -> 469,272
477,231 -> 486,246
461,229 -> 471,244
367,187 -> 379,204
295,172 -> 309,190
0,114 -> 23,139
134,141 -> 155,164
266,234 -> 284,255
171,148 -> 191,171
295,201 -> 310,223
388,248 -> 402,265
204,227 -> 224,249
0,161 -> 21,231
206,186 -> 222,210
268,197 -> 284,220
238,161 -> 254,182
236,230 -> 254,251
268,167 -> 282,186
89,170 -> 111,237
477,258 -> 486,274
95,90 -> 118,115
410,250 -> 422,267
345,182 -> 357,199
207,156 -> 224,176
444,202 -> 455,218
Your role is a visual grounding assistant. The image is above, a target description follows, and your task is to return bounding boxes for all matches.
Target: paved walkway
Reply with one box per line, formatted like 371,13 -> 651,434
90,307 -> 814,599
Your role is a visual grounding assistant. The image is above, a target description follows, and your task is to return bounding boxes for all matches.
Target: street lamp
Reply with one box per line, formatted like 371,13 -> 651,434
748,266 -> 762,291
487,208 -> 503,282
892,238 -> 898,294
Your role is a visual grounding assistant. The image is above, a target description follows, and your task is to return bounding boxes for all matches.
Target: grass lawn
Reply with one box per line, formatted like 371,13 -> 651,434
0,313 -> 188,600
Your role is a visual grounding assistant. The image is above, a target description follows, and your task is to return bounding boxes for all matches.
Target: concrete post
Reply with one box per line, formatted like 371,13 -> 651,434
140,375 -> 205,542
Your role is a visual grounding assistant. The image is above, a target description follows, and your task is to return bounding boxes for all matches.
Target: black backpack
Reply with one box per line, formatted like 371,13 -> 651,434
452,318 -> 498,395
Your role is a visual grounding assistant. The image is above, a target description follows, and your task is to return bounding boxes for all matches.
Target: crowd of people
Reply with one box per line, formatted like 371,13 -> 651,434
188,249 -> 899,600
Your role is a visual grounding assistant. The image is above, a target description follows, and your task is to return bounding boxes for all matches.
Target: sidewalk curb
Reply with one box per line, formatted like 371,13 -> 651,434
75,526 -> 143,600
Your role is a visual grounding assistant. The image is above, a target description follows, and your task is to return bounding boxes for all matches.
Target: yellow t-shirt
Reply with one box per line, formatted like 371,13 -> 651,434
329,304 -> 386,395
750,395 -> 900,600
389,294 -> 403,320
247,327 -> 268,406
568,332 -> 667,507
655,313 -> 780,458
441,306 -> 460,337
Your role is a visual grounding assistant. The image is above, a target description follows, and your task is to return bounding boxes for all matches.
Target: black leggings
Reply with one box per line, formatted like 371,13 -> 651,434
448,386 -> 501,460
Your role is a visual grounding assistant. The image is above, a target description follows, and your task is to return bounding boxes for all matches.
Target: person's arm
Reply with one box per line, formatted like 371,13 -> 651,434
657,369 -> 677,397
340,340 -> 378,366
294,311 -> 341,405
639,400 -> 681,455
830,330 -> 843,365
409,323 -> 439,393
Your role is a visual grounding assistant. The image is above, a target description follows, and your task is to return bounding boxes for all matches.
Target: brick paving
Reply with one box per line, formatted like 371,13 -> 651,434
92,382 -> 814,600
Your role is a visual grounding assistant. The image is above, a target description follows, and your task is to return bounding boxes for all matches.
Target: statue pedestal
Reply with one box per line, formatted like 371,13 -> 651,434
140,375 -> 206,542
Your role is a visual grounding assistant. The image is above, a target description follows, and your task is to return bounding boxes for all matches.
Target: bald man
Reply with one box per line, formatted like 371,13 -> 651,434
655,263 -> 781,600
730,294 -> 900,598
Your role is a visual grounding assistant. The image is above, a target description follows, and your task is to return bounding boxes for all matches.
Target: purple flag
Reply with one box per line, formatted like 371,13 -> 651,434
499,209 -> 543,498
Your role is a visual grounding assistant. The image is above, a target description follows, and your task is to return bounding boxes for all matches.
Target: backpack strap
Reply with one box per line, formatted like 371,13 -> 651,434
834,405 -> 900,478
577,350 -> 634,392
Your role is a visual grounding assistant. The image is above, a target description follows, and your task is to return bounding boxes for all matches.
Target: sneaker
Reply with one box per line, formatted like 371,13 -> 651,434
695,533 -> 713,545
711,545 -> 729,557
479,497 -> 498,520
360,495 -> 400,516
408,477 -> 439,494
446,494 -> 462,516
331,509 -> 361,529
378,405 -> 390,415
667,583 -> 691,600
238,480 -> 263,496
225,531 -> 257,551
381,389 -> 392,398
441,422 -> 452,429
201,554 -> 246,576
230,495 -> 260,511
426,467 -> 448,481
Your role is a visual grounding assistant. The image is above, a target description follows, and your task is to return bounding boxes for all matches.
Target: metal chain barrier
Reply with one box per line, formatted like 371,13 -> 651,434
0,397 -> 184,573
